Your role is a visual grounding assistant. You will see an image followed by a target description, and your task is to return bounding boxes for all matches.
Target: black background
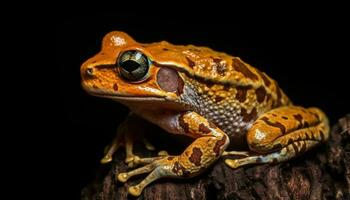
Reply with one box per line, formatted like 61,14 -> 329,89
57,7 -> 349,199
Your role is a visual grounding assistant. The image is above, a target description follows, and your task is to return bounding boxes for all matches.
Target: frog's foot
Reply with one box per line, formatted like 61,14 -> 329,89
117,156 -> 182,196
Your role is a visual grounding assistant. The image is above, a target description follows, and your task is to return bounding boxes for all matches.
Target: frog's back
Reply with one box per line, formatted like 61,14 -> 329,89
146,41 -> 289,105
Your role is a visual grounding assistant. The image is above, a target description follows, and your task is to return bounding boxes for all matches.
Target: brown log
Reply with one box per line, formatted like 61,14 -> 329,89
81,114 -> 350,200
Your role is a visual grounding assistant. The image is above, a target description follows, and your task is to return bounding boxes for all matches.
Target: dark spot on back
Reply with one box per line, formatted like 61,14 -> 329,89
186,57 -> 196,68
211,57 -> 227,76
241,108 -> 257,122
236,86 -> 251,103
217,63 -> 227,76
189,147 -> 203,166
256,157 -> 262,163
113,83 -> 118,91
232,58 -> 258,80
256,87 -> 267,103
163,48 -> 169,51
272,114 -> 277,117
199,123 -> 211,134
212,57 -> 222,63
260,116 -> 286,134
282,116 -> 288,120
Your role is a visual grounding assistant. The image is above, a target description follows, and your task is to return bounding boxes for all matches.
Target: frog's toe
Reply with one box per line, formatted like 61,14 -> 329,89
100,155 -> 113,164
129,185 -> 142,197
142,137 -> 156,151
117,172 -> 129,183
225,159 -> 240,169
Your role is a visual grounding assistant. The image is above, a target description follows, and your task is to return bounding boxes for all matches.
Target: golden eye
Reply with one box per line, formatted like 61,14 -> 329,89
117,50 -> 149,81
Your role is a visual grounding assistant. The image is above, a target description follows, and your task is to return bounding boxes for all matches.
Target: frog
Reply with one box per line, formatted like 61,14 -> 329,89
80,31 -> 330,197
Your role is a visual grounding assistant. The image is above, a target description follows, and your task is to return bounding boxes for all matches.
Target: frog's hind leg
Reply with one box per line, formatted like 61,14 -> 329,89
225,106 -> 329,169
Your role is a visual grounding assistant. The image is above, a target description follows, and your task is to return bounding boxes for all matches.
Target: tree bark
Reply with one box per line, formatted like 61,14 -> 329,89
81,114 -> 350,200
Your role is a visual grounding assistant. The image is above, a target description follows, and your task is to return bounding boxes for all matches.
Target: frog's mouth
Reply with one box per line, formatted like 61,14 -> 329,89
83,84 -> 191,111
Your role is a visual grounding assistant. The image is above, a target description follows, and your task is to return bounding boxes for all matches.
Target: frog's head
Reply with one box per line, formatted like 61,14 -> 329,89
81,31 -> 188,110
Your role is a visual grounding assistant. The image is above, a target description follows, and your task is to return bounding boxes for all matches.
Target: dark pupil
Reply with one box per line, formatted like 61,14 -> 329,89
120,60 -> 140,72
117,50 -> 149,81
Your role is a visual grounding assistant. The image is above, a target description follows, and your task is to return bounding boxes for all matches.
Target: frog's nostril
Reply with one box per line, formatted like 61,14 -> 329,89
86,68 -> 94,77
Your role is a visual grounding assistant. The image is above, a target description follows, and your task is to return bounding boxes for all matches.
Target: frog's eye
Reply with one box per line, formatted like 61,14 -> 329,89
117,50 -> 149,82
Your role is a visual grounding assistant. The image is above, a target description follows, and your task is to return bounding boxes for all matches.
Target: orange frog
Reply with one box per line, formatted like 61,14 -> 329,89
81,31 -> 329,196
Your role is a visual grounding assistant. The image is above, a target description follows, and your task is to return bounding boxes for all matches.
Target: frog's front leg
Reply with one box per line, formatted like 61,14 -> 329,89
101,113 -> 157,165
117,111 -> 230,196
225,106 -> 329,169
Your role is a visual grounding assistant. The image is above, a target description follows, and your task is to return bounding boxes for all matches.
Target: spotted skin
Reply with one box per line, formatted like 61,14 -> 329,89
225,106 -> 329,168
117,111 -> 229,196
80,31 -> 330,196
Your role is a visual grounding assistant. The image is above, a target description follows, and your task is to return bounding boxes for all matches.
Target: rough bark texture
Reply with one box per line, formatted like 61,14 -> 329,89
82,114 -> 350,200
